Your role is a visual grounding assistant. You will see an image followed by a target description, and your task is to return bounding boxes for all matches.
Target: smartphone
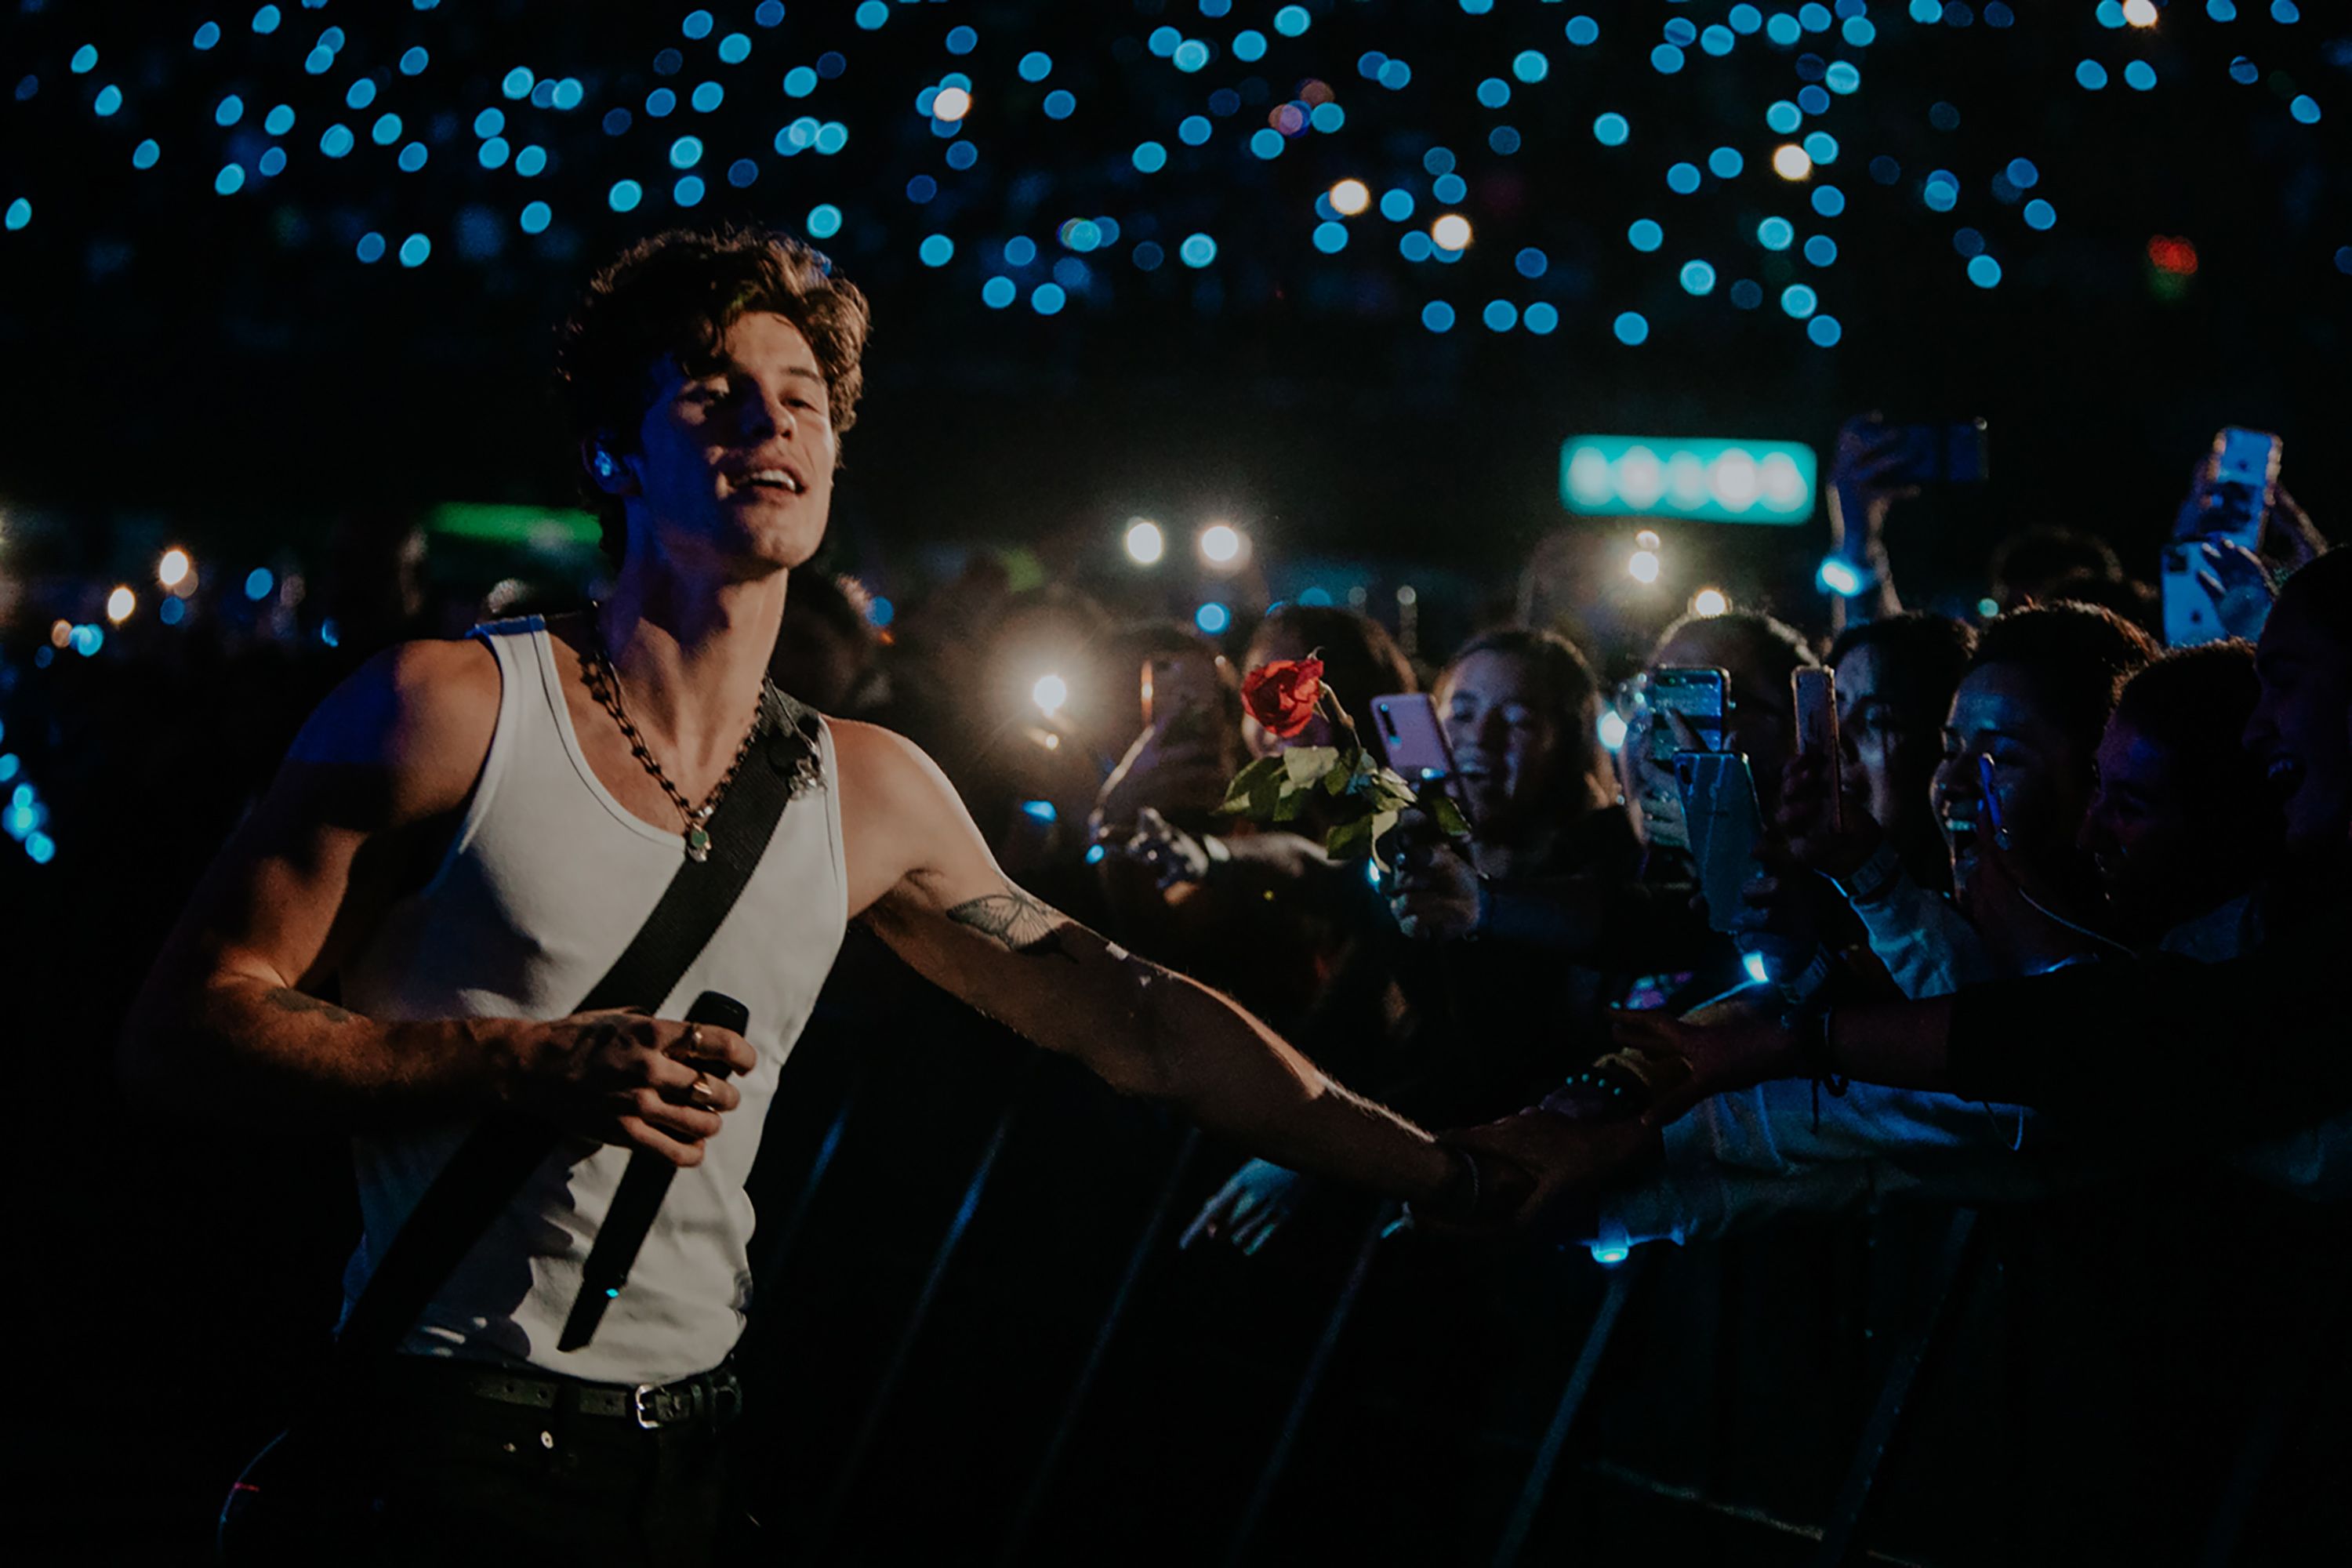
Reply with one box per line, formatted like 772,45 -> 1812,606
2159,542 -> 2230,648
1791,667 -> 1841,831
1886,419 -> 1991,485
1648,666 -> 1730,755
1371,692 -> 1455,781
1676,750 -> 1765,935
2193,426 -> 2281,550
1976,753 -> 2006,841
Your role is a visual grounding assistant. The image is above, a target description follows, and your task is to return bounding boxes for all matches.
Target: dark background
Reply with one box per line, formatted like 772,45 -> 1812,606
4,2 -> 2349,1562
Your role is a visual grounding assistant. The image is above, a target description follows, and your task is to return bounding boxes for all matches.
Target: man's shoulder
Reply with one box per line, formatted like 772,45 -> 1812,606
288,637 -> 501,811
826,718 -> 949,803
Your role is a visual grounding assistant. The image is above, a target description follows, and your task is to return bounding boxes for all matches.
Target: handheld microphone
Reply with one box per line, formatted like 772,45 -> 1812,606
557,989 -> 750,1352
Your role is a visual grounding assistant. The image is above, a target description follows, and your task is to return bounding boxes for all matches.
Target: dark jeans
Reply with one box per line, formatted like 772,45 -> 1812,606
237,1369 -> 739,1567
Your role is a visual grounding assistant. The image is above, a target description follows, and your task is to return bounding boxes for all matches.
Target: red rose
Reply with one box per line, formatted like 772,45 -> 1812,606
1240,657 -> 1326,739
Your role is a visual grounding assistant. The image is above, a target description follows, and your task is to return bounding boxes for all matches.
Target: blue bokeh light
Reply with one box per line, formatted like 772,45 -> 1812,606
1781,284 -> 1818,318
1680,259 -> 1718,295
1613,311 -> 1650,346
1592,112 -> 1629,146
1628,219 -> 1663,252
1421,300 -> 1456,333
1524,303 -> 1559,335
1180,232 -> 1218,267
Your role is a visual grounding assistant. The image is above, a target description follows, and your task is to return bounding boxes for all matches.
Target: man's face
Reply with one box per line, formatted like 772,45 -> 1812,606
1835,643 -> 1935,847
2246,593 -> 2352,851
617,310 -> 837,576
1932,664 -> 2096,920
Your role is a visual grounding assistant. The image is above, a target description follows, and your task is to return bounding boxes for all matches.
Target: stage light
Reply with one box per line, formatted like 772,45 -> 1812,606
107,586 -> 136,622
1691,587 -> 1729,618
2124,0 -> 2157,23
1598,710 -> 1628,754
1330,178 -> 1370,216
1032,673 -> 1069,716
158,549 -> 191,590
1431,212 -> 1471,251
1627,550 -> 1661,585
1818,556 -> 1864,597
1124,520 -> 1165,564
932,86 -> 971,122
245,568 -> 274,601
1199,524 -> 1244,567
1773,144 -> 1813,180
1635,530 -> 1661,551
49,619 -> 71,648
1195,601 -> 1232,634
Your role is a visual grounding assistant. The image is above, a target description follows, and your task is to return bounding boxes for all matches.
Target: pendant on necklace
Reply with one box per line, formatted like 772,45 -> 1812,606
684,804 -> 714,863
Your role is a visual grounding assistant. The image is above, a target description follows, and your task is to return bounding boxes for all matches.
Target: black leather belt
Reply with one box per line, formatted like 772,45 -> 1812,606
379,1356 -> 744,1432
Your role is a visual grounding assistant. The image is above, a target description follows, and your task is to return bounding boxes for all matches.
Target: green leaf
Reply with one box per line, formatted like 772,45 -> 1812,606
1283,746 -> 1342,792
1218,757 -> 1287,817
1324,815 -> 1377,861
1364,809 -> 1403,869
1347,763 -> 1417,815
1425,793 -> 1472,837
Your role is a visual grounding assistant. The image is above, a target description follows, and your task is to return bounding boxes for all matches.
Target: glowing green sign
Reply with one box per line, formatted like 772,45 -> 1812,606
1559,435 -> 1817,524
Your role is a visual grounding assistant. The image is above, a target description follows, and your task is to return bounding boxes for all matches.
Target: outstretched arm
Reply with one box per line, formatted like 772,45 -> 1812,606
833,722 -> 1476,1210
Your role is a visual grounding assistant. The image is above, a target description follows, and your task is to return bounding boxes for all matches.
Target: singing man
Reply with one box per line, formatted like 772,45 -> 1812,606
122,227 -> 1508,1563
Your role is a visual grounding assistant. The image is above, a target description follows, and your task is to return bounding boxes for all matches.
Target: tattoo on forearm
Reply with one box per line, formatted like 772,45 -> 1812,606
264,988 -> 359,1025
946,886 -> 1077,962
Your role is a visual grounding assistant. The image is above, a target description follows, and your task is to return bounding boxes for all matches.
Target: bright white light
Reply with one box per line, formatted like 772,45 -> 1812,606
158,548 -> 192,589
1744,951 -> 1772,985
1329,178 -> 1370,216
1032,673 -> 1069,715
1818,556 -> 1864,597
1590,1242 -> 1632,1266
1759,451 -> 1807,510
1711,449 -> 1761,512
2123,0 -> 2157,24
106,586 -> 136,623
1598,710 -> 1628,753
932,85 -> 971,122
1616,447 -> 1666,509
1772,143 -> 1813,181
1430,212 -> 1472,251
1634,528 -> 1661,551
1664,452 -> 1709,511
1566,448 -> 1615,507
1124,518 -> 1165,564
1628,549 -> 1661,585
1692,587 -> 1729,618
1199,523 -> 1243,565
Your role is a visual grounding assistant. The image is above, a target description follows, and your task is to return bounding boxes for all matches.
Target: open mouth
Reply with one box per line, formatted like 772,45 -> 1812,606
1940,804 -> 1979,858
729,465 -> 806,495
2262,753 -> 2307,803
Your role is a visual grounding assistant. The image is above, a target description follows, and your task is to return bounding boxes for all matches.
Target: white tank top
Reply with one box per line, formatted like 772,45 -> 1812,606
336,617 -> 848,1385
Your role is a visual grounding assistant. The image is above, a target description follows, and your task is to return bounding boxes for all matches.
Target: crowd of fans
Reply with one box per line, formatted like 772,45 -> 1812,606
11,424 -> 2345,1559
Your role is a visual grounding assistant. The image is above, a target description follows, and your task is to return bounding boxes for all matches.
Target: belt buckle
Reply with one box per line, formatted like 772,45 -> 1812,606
630,1384 -> 664,1430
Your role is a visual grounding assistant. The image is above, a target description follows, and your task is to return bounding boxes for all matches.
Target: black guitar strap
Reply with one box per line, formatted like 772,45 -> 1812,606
330,684 -> 822,1375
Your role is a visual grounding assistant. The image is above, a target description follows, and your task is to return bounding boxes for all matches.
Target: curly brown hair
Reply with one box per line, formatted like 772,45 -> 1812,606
556,226 -> 871,563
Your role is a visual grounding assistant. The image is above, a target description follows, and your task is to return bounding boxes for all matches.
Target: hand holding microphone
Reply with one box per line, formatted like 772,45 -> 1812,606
557,990 -> 750,1352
